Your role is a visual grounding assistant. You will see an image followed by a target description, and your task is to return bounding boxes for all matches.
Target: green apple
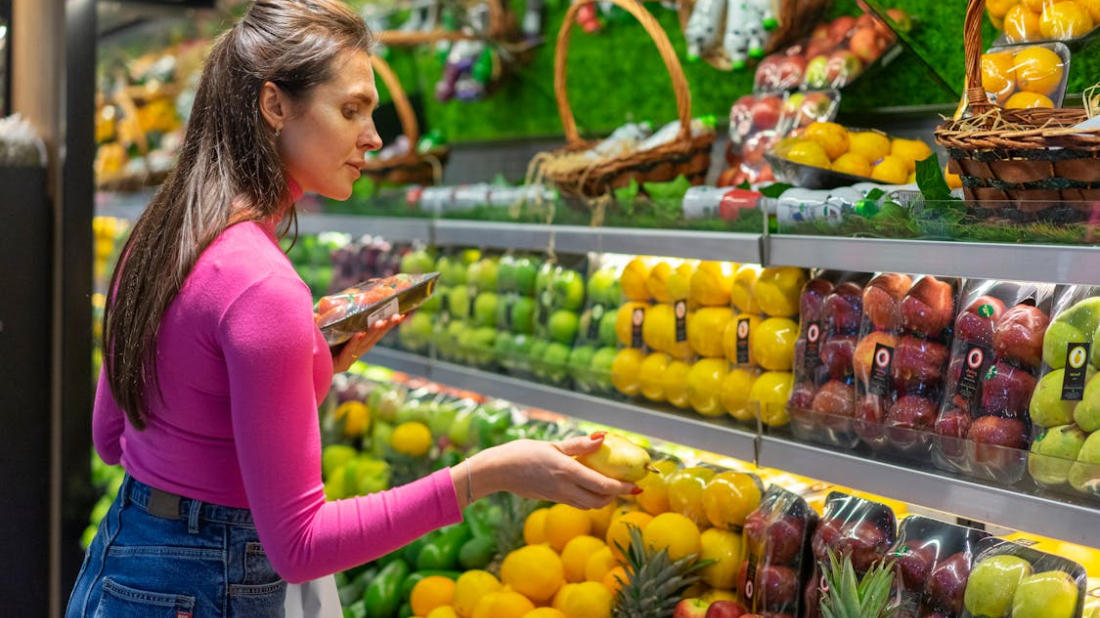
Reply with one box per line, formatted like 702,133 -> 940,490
447,408 -> 474,448
965,554 -> 1033,618
1043,321 -> 1090,370
529,339 -> 550,377
535,264 -> 556,296
1012,570 -> 1078,618
457,248 -> 481,266
543,342 -> 572,383
497,256 -> 517,293
467,258 -> 499,292
548,310 -> 580,345
1074,372 -> 1100,432
598,309 -> 618,347
514,257 -> 538,296
473,292 -> 499,327
397,312 -> 433,352
1029,424 -> 1088,486
493,330 -> 513,363
471,327 -> 498,365
510,333 -> 534,372
511,297 -> 536,334
586,267 -> 621,307
369,388 -> 404,422
590,346 -> 618,391
428,402 -> 460,438
1069,430 -> 1100,495
553,269 -> 587,311
321,444 -> 358,479
568,345 -> 597,387
446,287 -> 470,321
1029,368 -> 1095,428
1057,297 -> 1100,331
436,256 -> 458,286
399,249 -> 435,275
419,287 -> 443,313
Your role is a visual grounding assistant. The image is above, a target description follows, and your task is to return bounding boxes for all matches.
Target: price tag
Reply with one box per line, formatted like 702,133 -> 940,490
674,300 -> 688,343
957,344 -> 993,405
366,297 -> 399,326
804,321 -> 822,368
631,306 -> 645,349
1062,342 -> 1091,401
736,317 -> 752,365
867,343 -> 895,397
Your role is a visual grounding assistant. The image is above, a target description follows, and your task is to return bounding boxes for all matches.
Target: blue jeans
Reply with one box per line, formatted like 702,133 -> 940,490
66,474 -> 287,617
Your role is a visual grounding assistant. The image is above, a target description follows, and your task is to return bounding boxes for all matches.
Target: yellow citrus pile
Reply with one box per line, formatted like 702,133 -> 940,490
988,0 -> 1097,42
977,45 -> 1065,109
779,122 -> 932,185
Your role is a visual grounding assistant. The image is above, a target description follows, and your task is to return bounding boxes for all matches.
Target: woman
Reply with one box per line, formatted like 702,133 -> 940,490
67,1 -> 635,616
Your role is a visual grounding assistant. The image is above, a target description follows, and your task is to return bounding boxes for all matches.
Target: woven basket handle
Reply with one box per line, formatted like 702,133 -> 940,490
963,0 -> 994,111
554,0 -> 693,147
370,54 -> 420,148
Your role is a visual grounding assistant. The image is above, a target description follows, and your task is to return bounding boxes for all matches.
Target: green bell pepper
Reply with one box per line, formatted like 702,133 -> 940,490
416,523 -> 472,571
363,558 -> 409,618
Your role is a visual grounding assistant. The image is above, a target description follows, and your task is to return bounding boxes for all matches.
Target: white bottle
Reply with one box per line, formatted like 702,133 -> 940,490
684,0 -> 725,60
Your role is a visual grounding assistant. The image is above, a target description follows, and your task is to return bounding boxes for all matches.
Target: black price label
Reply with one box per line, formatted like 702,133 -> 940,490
957,344 -> 993,405
804,321 -> 823,369
503,296 -> 515,329
440,292 -> 451,319
674,300 -> 688,343
868,343 -> 895,397
467,285 -> 477,318
736,317 -> 752,365
1062,342 -> 1091,401
631,306 -> 645,349
744,554 -> 758,605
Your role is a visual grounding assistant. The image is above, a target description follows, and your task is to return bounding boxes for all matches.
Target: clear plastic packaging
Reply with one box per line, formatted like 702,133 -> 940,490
961,537 -> 1088,618
1025,285 -> 1100,502
959,42 -> 1072,112
888,515 -> 990,618
803,491 -> 899,618
738,485 -> 819,617
570,255 -> 624,396
988,0 -> 1100,49
315,273 -> 440,346
931,280 -> 1056,485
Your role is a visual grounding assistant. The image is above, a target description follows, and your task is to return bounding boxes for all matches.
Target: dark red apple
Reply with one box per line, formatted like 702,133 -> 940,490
954,310 -> 994,348
744,509 -> 768,552
766,515 -> 807,565
891,336 -> 950,389
837,521 -> 889,572
789,380 -> 817,412
758,564 -> 800,608
801,278 -> 834,326
992,304 -> 1049,369
864,274 -> 911,331
674,598 -> 710,618
925,552 -> 971,614
775,55 -> 808,89
812,380 -> 857,430
893,540 -> 937,589
812,519 -> 842,563
966,295 -> 1006,320
968,415 -> 1029,468
901,276 -> 955,339
750,96 -> 782,131
886,396 -> 938,431
979,360 -> 1037,417
821,334 -> 857,379
704,600 -> 748,618
825,283 -> 864,335
934,408 -> 972,460
855,395 -> 889,446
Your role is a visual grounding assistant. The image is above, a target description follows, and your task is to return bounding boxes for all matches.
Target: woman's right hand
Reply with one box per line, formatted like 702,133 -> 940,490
459,435 -> 638,510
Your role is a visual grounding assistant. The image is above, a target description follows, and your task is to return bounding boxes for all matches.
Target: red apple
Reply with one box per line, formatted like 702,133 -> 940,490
811,23 -> 832,42
800,91 -> 837,124
829,16 -> 858,41
826,282 -> 864,334
886,395 -> 938,431
674,598 -> 711,618
804,38 -> 833,63
966,295 -> 1006,320
751,96 -> 782,131
954,311 -> 994,347
789,380 -> 817,412
766,515 -> 807,565
891,336 -> 950,389
758,564 -> 800,608
887,8 -> 912,32
849,26 -> 883,64
854,331 -> 899,384
775,55 -> 808,89
744,509 -> 769,552
812,519 -> 843,563
801,278 -> 835,326
979,360 -> 1037,417
837,521 -> 890,572
855,395 -> 889,446
825,50 -> 863,85
730,94 -> 756,141
812,379 -> 856,419
935,407 -> 971,439
901,276 -> 955,339
755,55 -> 784,90
705,600 -> 749,618
893,540 -> 937,589
925,552 -> 971,614
992,304 -> 1049,369
864,274 -> 911,331
968,415 -> 1029,468
821,334 -> 857,379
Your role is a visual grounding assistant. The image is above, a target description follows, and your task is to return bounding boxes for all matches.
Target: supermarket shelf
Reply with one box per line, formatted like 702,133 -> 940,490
757,435 -> 1100,548
363,347 -> 759,464
297,214 -> 432,241
768,235 -> 1100,286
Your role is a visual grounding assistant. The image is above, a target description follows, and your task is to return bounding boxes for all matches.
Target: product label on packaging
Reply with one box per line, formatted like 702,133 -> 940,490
468,285 -> 478,318
588,304 -> 605,341
1063,342 -> 1092,401
736,317 -> 752,365
675,300 -> 688,343
366,297 -> 399,326
539,289 -> 553,327
503,296 -> 515,328
631,306 -> 645,349
958,344 -> 993,405
805,322 -> 822,368
744,554 -> 758,606
868,343 -> 895,397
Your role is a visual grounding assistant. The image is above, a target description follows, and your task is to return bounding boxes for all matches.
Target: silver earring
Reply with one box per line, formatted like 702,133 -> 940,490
275,128 -> 281,138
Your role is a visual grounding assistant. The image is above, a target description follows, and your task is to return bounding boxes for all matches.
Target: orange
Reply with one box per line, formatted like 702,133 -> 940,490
1005,91 -> 1055,108
782,140 -> 831,169
544,504 -> 593,552
602,565 -> 629,593
642,512 -> 702,562
555,581 -> 613,618
1077,0 -> 1100,21
803,121 -> 851,160
666,467 -> 716,528
412,576 -> 457,617
871,155 -> 910,185
524,508 -> 549,545
981,51 -> 1018,101
1004,5 -> 1042,42
698,528 -> 744,589
453,571 -> 504,618
471,591 -> 536,618
522,609 -> 567,618
847,131 -> 892,164
831,152 -> 873,178
561,535 -> 607,583
584,546 -> 619,583
605,511 -> 653,561
988,0 -> 1021,17
1040,1 -> 1094,38
500,545 -> 565,604
634,459 -> 681,515
1013,46 -> 1065,96
945,164 -> 963,189
585,503 -> 617,540
890,139 -> 933,171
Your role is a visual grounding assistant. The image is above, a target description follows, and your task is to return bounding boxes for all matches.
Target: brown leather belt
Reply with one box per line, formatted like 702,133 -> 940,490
145,486 -> 185,520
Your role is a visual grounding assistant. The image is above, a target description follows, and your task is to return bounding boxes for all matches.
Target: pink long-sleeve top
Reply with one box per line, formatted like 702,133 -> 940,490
93,191 -> 461,583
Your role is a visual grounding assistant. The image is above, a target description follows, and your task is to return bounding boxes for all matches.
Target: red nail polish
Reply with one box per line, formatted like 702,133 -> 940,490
630,487 -> 644,495
590,431 -> 607,440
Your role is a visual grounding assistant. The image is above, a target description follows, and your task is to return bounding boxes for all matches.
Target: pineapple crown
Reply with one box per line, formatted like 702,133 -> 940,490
820,550 -> 900,618
612,524 -> 711,618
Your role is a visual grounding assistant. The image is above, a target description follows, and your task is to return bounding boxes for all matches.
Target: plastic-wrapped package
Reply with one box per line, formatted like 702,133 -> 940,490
965,42 -> 1072,110
888,515 -> 990,618
315,273 -> 440,346
737,485 -> 818,617
530,255 -> 590,386
1026,285 -> 1100,502
803,491 -> 899,618
491,252 -> 542,374
961,537 -> 1088,618
988,0 -> 1100,48
569,255 -> 625,396
931,280 -> 1055,484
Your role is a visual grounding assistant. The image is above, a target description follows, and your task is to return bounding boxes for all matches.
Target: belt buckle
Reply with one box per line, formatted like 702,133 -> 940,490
147,488 -> 182,519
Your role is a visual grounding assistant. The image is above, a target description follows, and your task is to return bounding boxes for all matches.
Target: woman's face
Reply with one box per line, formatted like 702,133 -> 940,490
278,48 -> 382,200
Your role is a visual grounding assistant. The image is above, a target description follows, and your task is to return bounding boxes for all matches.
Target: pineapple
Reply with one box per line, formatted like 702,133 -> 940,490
613,524 -> 708,618
820,550 -> 899,618
487,493 -> 548,575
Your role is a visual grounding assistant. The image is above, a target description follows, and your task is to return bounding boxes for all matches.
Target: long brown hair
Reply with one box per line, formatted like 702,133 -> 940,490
104,0 -> 373,429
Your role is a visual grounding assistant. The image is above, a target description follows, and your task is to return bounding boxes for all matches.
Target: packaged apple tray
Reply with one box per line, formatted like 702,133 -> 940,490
315,273 -> 440,346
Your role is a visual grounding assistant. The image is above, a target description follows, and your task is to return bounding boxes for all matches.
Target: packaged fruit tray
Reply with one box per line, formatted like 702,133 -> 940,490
988,0 -> 1100,51
765,125 -> 929,189
961,537 -> 1087,618
316,273 -> 440,346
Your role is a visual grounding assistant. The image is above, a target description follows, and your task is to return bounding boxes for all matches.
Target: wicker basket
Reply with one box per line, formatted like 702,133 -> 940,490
539,0 -> 715,198
362,54 -> 449,187
677,0 -> 830,71
934,0 -> 1100,216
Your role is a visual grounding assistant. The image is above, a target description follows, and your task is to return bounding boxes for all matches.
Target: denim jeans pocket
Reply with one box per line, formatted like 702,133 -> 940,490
243,541 -> 281,585
94,578 -> 195,618
227,580 -> 287,618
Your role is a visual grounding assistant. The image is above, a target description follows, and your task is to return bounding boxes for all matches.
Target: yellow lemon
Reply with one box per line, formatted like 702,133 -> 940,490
391,421 -> 432,457
722,313 -> 761,367
642,512 -> 702,562
1077,0 -> 1100,21
454,571 -> 504,618
584,546 -> 619,583
335,400 -> 370,437
750,317 -> 799,371
981,51 -> 1018,101
610,348 -> 645,397
748,371 -> 795,427
619,258 -> 651,302
831,152 -> 872,178
666,261 -> 697,302
702,471 -> 763,530
782,140 -> 831,169
412,576 -> 457,617
646,262 -> 674,303
638,352 -> 672,402
1013,45 -> 1065,96
698,528 -> 744,589
428,607 -> 461,618
605,511 -> 653,561
752,267 -> 807,318
1004,4 -> 1042,42
687,307 -> 734,358
523,609 -> 567,618
720,368 -> 759,422
889,139 -> 933,171
664,360 -> 694,409
471,591 -> 536,618
552,584 -> 576,611
803,121 -> 850,160
556,581 -> 613,618
945,164 -> 963,189
698,589 -> 739,604
544,504 -> 593,552
601,566 -> 629,594
561,535 -> 607,583
847,131 -> 892,164
642,303 -> 674,353
666,467 -> 716,528
501,545 -> 565,604
690,261 -> 736,307
987,0 -> 1018,18
730,264 -> 762,314
1005,91 -> 1055,108
871,155 -> 910,185
524,508 -> 549,545
1040,0 -> 1094,38
586,503 -> 617,540
687,358 -> 730,417
634,459 -> 681,515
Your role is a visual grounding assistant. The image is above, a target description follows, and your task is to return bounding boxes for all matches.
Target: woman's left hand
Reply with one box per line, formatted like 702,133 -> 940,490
331,313 -> 404,373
